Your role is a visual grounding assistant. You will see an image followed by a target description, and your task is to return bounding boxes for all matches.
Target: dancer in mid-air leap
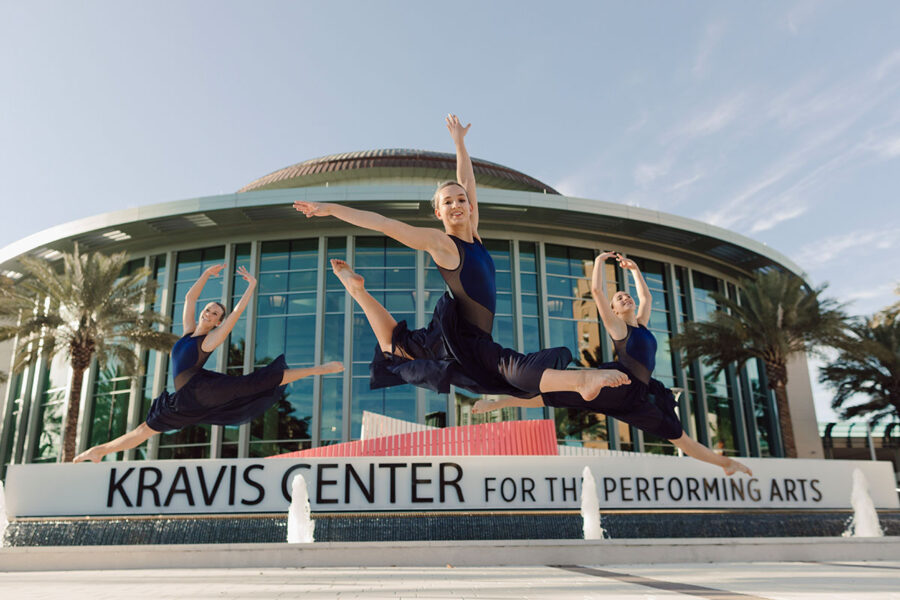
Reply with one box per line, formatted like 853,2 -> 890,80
295,114 -> 630,405
74,263 -> 342,463
473,252 -> 753,476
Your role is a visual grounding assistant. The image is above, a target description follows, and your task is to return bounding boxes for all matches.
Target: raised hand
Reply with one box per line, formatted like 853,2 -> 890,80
615,254 -> 638,271
293,201 -> 334,218
203,264 -> 226,278
595,251 -> 616,265
237,266 -> 256,287
445,113 -> 471,145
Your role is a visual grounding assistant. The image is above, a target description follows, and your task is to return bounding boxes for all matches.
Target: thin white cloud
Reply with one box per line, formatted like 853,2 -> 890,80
794,226 -> 900,268
871,135 -> 900,158
782,0 -> 819,35
667,170 -> 705,192
633,156 -> 673,188
693,21 -> 725,78
749,203 -> 807,233
665,95 -> 745,143
874,49 -> 900,81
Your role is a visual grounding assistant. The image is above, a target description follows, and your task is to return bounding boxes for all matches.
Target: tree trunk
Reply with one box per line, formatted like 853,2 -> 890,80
765,360 -> 797,458
61,366 -> 86,462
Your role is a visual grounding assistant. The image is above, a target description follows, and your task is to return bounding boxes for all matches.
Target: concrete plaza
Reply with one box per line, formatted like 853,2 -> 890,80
1,561 -> 898,599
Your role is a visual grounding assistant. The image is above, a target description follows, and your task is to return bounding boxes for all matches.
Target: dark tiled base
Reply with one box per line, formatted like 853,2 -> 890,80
5,511 -> 900,547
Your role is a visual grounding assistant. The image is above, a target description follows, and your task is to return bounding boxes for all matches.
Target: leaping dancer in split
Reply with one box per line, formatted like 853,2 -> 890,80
294,115 -> 630,405
473,252 -> 753,476
74,264 -> 342,463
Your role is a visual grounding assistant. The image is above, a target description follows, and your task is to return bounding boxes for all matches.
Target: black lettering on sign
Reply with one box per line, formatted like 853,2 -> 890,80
545,477 -> 558,502
378,463 -> 407,504
686,477 -> 700,501
164,466 -> 195,507
652,477 -> 664,501
562,477 -> 576,502
241,464 -> 265,506
668,477 -> 684,501
107,468 -> 134,508
500,477 -> 516,502
730,478 -> 745,501
784,479 -> 798,502
439,463 -> 464,502
748,478 -> 762,502
280,464 -> 312,502
345,463 -> 375,503
620,477 -> 633,502
703,478 -> 720,501
485,477 -> 497,502
197,465 -> 227,505
770,479 -> 784,501
635,477 -> 650,502
810,479 -> 823,502
521,477 -> 535,502
229,465 -> 237,505
137,467 -> 162,507
411,463 -> 433,503
602,477 -> 616,501
797,479 -> 809,501
317,464 -> 339,504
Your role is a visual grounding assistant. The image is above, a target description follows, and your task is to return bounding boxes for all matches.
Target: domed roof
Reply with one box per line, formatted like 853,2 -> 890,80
238,148 -> 559,194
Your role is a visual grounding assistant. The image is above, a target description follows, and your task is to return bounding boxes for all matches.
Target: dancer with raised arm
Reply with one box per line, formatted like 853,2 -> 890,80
74,264 -> 342,463
473,253 -> 753,477
295,114 -> 629,404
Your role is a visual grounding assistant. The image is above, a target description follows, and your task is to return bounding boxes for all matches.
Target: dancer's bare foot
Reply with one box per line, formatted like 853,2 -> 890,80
722,458 -> 753,477
472,398 -> 498,414
330,259 -> 365,295
314,361 -> 344,375
578,369 -> 630,402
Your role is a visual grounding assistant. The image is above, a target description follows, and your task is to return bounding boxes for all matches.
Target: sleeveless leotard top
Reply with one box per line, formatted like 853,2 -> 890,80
436,235 -> 496,333
611,324 -> 657,385
171,332 -> 212,391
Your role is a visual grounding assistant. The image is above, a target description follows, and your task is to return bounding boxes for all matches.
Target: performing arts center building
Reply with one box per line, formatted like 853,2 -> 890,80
0,149 -> 824,473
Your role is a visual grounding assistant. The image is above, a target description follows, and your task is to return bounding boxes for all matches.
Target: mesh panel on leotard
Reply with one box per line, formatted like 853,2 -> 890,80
436,235 -> 496,334
171,332 -> 212,391
611,325 -> 656,385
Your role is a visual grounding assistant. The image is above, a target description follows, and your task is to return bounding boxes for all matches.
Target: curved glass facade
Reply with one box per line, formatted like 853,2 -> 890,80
0,232 -> 783,467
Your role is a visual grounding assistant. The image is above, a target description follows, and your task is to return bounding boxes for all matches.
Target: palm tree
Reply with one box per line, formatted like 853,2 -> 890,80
0,246 -> 177,462
819,317 -> 900,423
670,270 -> 847,458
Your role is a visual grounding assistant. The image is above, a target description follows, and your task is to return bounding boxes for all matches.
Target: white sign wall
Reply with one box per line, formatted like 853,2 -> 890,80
5,456 -> 898,517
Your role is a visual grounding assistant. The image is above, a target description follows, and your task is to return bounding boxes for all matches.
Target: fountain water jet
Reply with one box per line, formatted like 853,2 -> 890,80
287,474 -> 315,543
842,468 -> 884,538
580,466 -> 606,540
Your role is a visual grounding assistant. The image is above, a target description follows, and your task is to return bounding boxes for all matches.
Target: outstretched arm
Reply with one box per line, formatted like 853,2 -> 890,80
293,201 -> 458,268
446,114 -> 479,234
669,433 -> 753,476
202,266 -> 256,353
183,264 -> 226,333
73,422 -> 158,463
617,254 -> 652,327
591,252 -> 628,340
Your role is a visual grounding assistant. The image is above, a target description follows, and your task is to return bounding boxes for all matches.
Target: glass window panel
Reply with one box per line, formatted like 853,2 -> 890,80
385,268 -> 415,289
350,379 -> 415,439
285,316 -> 316,364
520,273 -> 538,295
289,239 -> 318,270
547,276 -> 574,298
495,271 -> 512,292
425,390 -> 448,428
257,293 -> 288,316
325,291 -> 345,313
288,270 -> 317,292
355,268 -> 385,290
259,272 -> 289,294
323,314 -> 345,362
352,316 -> 378,362
424,291 -> 441,315
495,292 -> 512,315
354,237 -> 386,267
287,292 -> 316,314
493,317 -> 515,350
425,268 -> 445,289
385,291 -> 415,313
522,317 -> 541,353
549,319 -> 578,356
320,377 -> 343,442
519,243 -> 536,271
255,318 -> 285,364
259,241 -> 290,272
521,294 -> 539,316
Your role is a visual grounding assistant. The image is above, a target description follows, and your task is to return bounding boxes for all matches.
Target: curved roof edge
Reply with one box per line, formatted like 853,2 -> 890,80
0,185 -> 807,283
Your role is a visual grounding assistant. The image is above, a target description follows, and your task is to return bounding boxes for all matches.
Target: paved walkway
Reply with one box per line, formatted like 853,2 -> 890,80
1,561 -> 898,599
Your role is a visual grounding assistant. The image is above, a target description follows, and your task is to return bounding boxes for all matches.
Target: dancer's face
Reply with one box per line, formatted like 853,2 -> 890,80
200,302 -> 225,327
611,291 -> 635,317
434,184 -> 470,226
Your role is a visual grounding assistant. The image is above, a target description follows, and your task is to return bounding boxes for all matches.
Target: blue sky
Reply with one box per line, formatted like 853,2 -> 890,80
2,1 -> 898,421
